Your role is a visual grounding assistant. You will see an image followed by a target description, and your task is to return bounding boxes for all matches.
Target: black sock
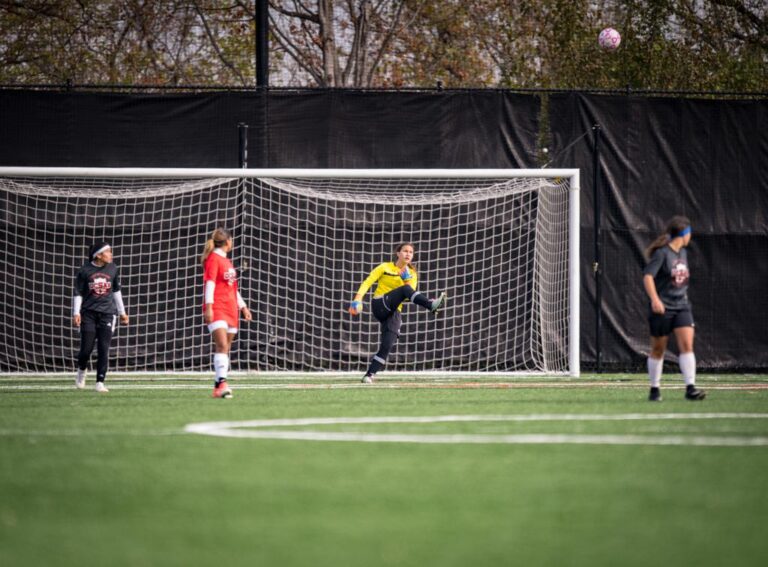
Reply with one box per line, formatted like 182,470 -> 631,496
367,357 -> 386,375
411,293 -> 432,310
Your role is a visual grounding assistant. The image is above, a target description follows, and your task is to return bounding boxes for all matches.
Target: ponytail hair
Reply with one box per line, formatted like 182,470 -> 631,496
393,242 -> 417,272
201,227 -> 232,265
645,215 -> 691,260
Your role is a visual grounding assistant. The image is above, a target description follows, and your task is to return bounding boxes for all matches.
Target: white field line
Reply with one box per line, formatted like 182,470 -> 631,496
3,372 -> 765,382
0,374 -> 588,387
0,371 -> 567,379
184,414 -> 768,447
0,429 -> 182,437
1,382 -> 766,392
184,431 -> 768,447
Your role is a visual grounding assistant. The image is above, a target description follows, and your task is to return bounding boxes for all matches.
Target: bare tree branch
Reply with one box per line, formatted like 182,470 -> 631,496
342,0 -> 368,84
191,1 -> 247,85
268,10 -> 325,84
269,0 -> 320,23
708,0 -> 767,35
364,0 -> 409,86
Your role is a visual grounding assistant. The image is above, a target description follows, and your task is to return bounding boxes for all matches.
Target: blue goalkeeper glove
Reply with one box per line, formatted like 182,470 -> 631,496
348,300 -> 363,315
399,266 -> 413,283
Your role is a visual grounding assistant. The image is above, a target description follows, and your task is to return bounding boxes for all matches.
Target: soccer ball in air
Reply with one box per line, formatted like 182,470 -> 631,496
598,28 -> 621,50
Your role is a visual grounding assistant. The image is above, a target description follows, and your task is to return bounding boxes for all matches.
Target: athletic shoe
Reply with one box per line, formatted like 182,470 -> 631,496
430,292 -> 447,313
75,369 -> 86,389
648,387 -> 662,402
95,382 -> 109,393
213,380 -> 233,399
361,374 -> 375,384
685,385 -> 706,401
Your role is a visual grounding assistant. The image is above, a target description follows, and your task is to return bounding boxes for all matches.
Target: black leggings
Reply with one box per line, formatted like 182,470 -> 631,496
77,311 -> 115,382
366,285 -> 432,375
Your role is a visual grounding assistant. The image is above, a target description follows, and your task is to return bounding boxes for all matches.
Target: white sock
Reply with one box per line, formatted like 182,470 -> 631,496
213,353 -> 229,380
679,352 -> 696,385
647,357 -> 663,388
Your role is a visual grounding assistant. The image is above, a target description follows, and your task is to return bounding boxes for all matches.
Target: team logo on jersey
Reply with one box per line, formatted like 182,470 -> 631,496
89,275 -> 112,296
671,261 -> 689,288
224,268 -> 237,286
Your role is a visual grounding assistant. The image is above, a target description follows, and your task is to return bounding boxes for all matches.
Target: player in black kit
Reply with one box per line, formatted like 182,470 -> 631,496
72,242 -> 129,392
643,216 -> 705,402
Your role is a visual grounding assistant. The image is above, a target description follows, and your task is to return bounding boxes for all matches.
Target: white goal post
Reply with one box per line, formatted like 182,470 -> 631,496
0,167 -> 580,377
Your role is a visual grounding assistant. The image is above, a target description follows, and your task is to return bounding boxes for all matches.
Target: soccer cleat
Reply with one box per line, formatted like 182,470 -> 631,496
213,380 -> 233,399
95,382 -> 109,393
648,387 -> 662,402
685,385 -> 706,401
75,369 -> 86,389
361,374 -> 375,384
430,292 -> 447,313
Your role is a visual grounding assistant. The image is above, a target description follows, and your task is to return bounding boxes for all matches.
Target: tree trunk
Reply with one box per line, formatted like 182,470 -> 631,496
318,0 -> 339,86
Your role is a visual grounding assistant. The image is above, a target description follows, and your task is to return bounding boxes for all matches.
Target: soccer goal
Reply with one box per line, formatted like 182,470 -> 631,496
0,167 -> 579,376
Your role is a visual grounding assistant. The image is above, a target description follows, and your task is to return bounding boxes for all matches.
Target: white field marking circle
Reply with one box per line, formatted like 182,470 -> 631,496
184,414 -> 768,447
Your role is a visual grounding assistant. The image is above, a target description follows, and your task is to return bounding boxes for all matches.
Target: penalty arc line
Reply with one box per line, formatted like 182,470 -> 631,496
184,414 -> 768,447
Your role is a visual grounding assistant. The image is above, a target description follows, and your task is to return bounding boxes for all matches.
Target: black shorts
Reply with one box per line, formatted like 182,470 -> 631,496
648,307 -> 694,337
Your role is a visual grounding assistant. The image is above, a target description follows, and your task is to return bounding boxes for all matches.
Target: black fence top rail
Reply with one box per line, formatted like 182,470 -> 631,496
0,83 -> 766,99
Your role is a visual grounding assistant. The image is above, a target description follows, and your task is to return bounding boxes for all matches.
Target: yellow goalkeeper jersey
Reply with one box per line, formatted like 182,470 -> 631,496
356,262 -> 418,312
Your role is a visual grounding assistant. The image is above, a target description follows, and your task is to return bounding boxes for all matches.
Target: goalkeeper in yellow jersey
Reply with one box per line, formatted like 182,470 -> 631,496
348,242 -> 447,383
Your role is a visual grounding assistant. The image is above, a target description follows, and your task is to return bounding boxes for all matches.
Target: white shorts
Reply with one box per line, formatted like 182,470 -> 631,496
207,320 -> 238,334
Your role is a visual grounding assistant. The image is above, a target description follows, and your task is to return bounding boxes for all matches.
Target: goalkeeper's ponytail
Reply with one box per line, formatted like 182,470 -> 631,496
201,227 -> 232,265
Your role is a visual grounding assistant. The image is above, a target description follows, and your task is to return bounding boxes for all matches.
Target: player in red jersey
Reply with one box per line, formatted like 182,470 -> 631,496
201,227 -> 252,398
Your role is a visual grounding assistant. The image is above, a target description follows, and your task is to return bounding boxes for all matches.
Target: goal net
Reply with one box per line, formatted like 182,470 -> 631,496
0,168 -> 579,376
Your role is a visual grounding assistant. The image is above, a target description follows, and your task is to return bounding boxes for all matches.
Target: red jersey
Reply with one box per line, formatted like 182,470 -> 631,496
203,250 -> 238,320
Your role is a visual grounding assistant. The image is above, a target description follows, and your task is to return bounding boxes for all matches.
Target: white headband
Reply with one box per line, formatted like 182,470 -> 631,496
93,245 -> 111,257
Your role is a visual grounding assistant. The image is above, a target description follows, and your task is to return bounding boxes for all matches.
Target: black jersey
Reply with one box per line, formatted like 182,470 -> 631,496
643,245 -> 690,309
74,261 -> 122,315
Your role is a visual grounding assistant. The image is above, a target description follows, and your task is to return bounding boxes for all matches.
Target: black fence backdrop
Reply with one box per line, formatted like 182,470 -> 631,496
0,89 -> 539,169
0,88 -> 766,370
549,93 -> 768,370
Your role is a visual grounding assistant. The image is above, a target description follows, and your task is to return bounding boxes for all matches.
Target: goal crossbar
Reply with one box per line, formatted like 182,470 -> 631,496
0,167 -> 580,180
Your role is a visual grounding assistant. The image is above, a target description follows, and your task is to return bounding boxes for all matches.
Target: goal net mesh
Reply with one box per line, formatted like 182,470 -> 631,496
0,173 -> 573,374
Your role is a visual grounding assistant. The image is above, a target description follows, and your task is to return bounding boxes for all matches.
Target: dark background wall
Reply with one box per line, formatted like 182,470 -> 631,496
548,93 -> 768,370
1,89 -> 766,370
0,90 -> 539,169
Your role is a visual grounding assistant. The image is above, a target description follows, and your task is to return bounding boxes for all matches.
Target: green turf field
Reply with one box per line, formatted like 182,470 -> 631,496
1,374 -> 767,567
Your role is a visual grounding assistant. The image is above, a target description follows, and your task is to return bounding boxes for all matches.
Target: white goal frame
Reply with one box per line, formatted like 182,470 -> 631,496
0,167 -> 580,377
